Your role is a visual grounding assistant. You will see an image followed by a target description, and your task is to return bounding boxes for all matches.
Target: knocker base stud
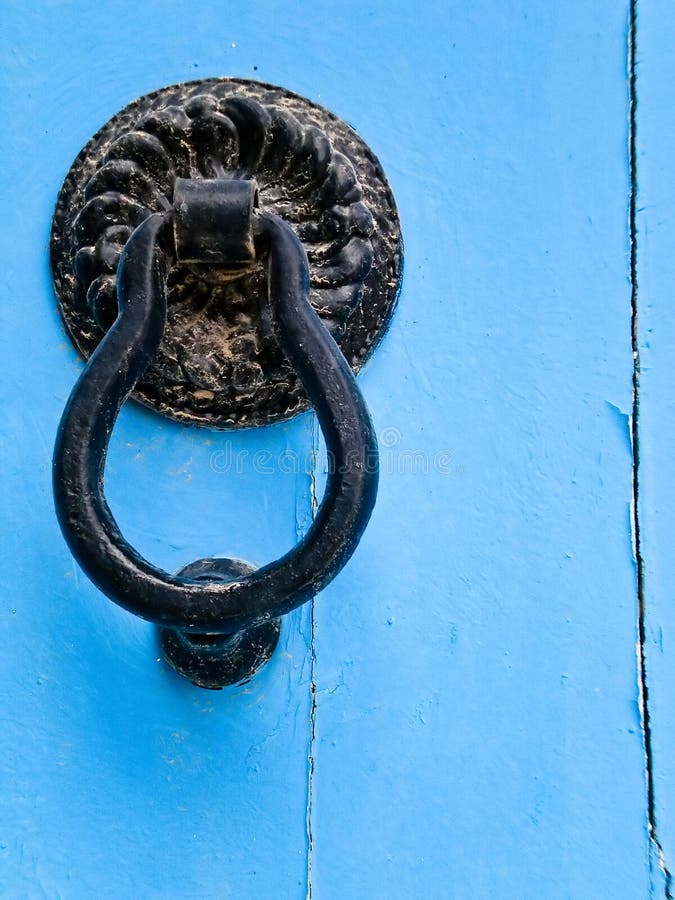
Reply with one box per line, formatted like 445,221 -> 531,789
158,559 -> 281,689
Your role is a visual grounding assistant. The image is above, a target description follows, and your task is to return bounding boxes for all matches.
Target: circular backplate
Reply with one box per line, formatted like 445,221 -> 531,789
51,78 -> 402,428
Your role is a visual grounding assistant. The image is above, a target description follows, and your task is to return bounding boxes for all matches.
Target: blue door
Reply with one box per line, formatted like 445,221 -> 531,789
2,2 -> 672,897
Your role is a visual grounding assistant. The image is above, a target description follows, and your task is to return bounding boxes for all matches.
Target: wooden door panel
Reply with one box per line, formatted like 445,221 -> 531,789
0,1 -> 661,898
309,2 -> 650,898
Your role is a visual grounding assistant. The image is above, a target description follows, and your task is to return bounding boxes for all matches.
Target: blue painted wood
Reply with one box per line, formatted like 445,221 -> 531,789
308,3 -> 651,898
0,4 -> 317,897
635,2 -> 675,895
0,1 -> 657,898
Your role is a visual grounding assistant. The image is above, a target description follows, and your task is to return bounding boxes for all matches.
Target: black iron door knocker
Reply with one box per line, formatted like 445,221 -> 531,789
51,79 -> 402,689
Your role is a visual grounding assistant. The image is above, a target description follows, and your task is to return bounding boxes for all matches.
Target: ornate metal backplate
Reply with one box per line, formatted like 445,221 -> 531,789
51,78 -> 402,428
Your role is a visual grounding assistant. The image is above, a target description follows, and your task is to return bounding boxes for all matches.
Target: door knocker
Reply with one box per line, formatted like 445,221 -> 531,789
51,78 -> 402,689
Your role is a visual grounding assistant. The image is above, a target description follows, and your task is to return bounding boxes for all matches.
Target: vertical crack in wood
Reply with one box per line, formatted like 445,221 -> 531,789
629,4 -> 674,896
304,414 -> 320,899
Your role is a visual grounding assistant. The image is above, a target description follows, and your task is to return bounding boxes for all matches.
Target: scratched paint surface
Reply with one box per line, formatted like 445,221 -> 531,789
634,2 -> 675,896
0,1 -> 658,898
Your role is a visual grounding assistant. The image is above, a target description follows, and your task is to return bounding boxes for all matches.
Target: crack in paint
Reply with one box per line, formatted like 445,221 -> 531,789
305,599 -> 317,900
304,415 -> 319,900
628,5 -> 673,897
